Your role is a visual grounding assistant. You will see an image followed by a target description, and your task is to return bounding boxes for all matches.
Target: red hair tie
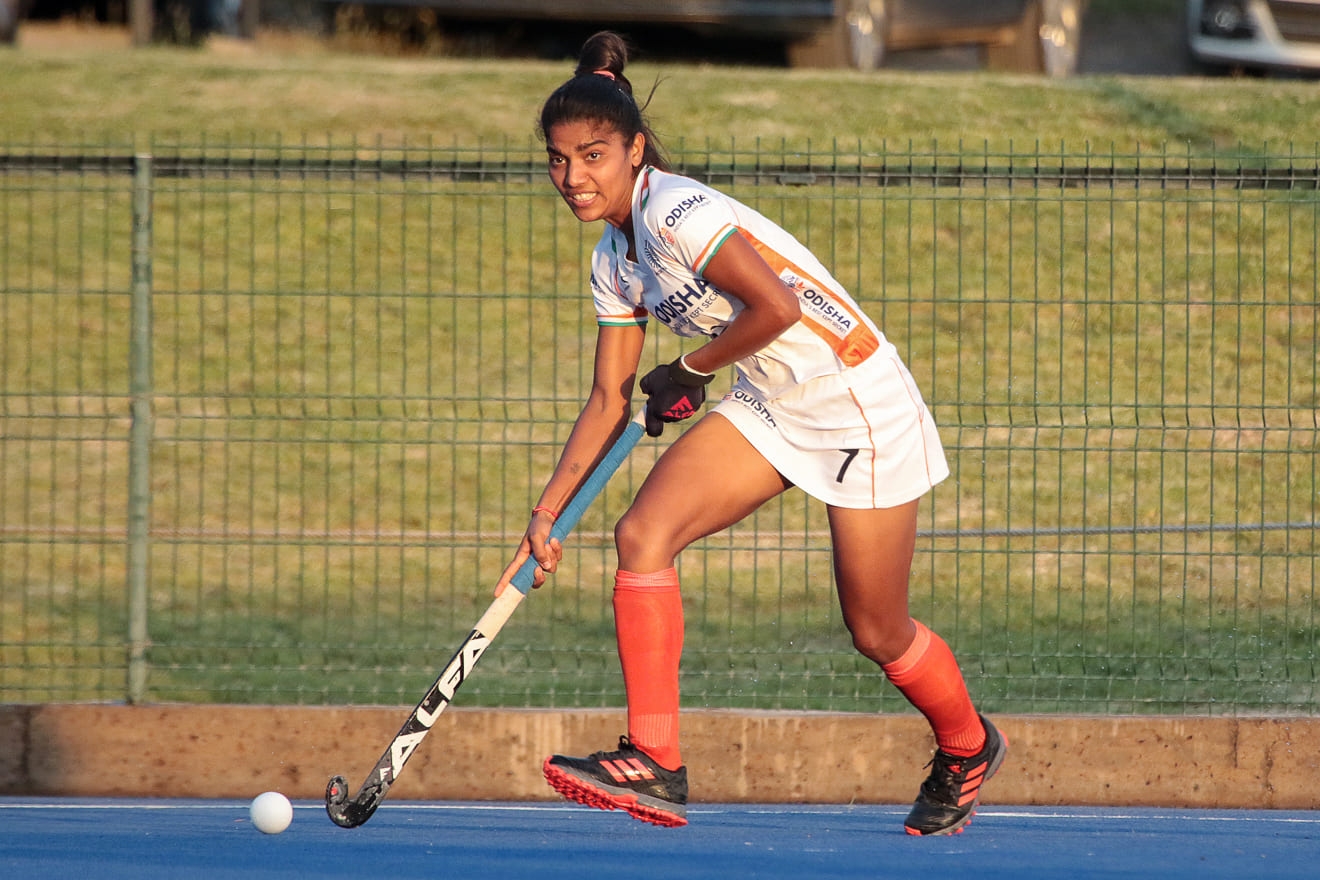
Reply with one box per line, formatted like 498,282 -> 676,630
593,69 -> 616,80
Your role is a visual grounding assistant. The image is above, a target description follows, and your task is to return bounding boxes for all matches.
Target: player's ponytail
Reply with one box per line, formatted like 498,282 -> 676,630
573,30 -> 631,88
539,31 -> 670,172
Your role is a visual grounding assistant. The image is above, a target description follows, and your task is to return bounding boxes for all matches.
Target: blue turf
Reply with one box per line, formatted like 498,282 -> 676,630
1,799 -> 1316,879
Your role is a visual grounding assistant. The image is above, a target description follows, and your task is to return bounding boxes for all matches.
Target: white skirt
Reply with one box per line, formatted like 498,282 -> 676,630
711,352 -> 949,509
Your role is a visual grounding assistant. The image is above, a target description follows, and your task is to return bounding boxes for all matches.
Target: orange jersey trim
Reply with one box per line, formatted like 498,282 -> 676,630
739,229 -> 879,367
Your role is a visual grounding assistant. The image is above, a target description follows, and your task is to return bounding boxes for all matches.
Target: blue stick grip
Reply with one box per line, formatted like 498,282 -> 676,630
509,413 -> 646,594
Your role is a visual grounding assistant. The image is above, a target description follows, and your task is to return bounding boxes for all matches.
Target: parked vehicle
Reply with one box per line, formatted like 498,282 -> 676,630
790,0 -> 1085,75
1187,0 -> 1320,73
328,0 -> 1086,76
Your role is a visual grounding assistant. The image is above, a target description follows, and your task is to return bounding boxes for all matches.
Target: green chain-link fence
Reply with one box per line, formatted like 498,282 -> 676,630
1,138 -> 1316,715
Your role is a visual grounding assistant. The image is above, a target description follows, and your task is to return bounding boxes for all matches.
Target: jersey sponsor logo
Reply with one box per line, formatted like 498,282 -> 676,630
733,227 -> 878,367
727,388 -> 776,428
651,277 -> 715,327
663,193 -> 709,230
781,270 -> 855,335
776,268 -> 878,367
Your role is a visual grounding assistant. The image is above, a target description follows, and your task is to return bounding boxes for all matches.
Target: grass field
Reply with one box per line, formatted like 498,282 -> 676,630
1,26 -> 1316,713
4,11 -> 1320,152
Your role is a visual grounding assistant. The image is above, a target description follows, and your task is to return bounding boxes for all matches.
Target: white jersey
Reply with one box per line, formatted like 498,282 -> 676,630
589,166 -> 948,508
592,167 -> 889,398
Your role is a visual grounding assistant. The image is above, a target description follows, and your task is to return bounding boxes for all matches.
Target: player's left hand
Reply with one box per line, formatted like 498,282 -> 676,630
639,356 -> 715,437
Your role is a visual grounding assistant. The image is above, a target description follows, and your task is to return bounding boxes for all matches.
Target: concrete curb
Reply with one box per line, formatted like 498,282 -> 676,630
2,705 -> 1315,808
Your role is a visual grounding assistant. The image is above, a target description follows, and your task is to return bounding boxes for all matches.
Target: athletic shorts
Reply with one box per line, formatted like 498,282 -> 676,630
711,353 -> 949,509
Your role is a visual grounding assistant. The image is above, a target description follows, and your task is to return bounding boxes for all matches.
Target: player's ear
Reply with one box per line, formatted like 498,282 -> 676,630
629,132 -> 646,170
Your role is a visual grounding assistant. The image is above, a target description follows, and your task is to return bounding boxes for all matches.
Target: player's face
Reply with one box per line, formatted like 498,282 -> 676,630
546,121 -> 645,228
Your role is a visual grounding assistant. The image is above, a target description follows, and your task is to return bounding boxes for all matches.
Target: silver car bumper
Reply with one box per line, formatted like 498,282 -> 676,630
1187,0 -> 1320,70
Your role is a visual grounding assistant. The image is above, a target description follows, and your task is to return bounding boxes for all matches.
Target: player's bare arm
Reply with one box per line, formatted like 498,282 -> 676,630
495,322 -> 645,593
538,322 -> 646,515
681,232 -> 801,376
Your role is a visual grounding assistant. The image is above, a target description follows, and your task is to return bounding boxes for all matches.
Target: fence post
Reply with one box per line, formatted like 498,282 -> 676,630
126,153 -> 154,704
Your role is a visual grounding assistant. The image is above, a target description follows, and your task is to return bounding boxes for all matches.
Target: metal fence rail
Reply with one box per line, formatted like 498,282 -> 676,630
0,139 -> 1315,715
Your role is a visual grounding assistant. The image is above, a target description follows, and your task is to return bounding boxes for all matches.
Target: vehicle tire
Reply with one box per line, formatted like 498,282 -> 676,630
986,0 -> 1083,77
786,0 -> 887,71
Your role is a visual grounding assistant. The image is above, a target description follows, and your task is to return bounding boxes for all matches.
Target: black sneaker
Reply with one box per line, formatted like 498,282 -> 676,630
543,735 -> 688,828
904,715 -> 1007,836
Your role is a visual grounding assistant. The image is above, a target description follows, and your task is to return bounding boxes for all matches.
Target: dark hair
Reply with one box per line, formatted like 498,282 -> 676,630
538,31 -> 669,172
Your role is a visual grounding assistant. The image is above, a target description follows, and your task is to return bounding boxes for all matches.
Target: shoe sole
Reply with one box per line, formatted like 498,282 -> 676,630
543,758 -> 688,828
904,727 -> 1010,837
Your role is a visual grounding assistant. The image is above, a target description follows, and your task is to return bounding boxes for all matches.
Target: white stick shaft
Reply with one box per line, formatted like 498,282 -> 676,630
473,586 -> 525,642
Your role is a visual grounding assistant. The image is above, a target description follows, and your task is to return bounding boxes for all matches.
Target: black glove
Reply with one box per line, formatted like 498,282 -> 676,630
639,356 -> 716,437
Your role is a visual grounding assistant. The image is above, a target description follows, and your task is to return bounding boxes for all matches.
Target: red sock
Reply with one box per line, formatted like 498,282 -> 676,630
614,568 -> 684,770
881,620 -> 985,756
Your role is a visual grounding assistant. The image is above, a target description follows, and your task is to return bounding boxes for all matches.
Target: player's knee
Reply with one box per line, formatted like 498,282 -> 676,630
614,509 -> 681,569
847,618 -> 914,666
613,509 -> 650,561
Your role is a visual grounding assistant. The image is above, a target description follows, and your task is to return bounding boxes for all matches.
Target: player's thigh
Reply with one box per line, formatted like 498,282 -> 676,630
616,413 -> 789,571
828,501 -> 920,663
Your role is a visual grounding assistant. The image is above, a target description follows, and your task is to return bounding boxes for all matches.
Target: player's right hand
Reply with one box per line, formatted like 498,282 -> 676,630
494,522 -> 563,596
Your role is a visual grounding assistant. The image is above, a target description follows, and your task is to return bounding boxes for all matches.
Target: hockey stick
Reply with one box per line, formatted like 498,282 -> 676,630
325,411 -> 647,828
